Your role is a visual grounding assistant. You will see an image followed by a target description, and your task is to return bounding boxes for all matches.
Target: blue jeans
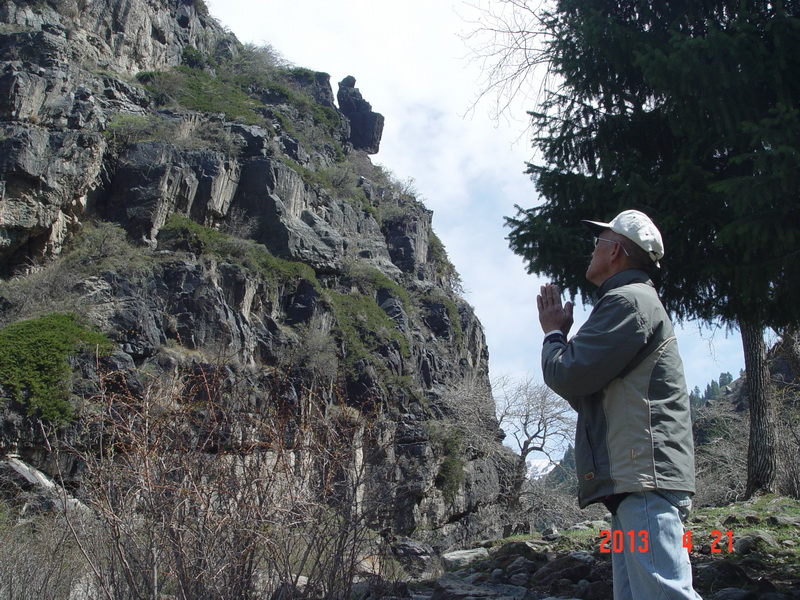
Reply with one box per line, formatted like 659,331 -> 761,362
611,490 -> 703,600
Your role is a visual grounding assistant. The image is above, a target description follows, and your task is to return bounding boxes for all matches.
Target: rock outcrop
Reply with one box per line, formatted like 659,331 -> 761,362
0,0 -> 511,554
338,75 -> 384,154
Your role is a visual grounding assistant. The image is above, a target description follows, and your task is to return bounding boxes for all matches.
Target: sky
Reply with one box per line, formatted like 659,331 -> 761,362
206,1 -> 745,406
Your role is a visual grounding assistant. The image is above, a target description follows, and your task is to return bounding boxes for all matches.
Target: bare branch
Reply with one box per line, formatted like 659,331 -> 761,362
460,0 -> 555,123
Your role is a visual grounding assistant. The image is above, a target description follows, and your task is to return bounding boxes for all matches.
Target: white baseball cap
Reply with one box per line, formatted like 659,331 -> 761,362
583,209 -> 664,267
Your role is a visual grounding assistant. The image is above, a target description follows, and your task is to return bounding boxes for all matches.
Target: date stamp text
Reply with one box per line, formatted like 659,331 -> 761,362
599,529 -> 734,554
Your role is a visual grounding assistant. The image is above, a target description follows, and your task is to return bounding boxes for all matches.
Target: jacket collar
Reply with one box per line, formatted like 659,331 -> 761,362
596,269 -> 653,299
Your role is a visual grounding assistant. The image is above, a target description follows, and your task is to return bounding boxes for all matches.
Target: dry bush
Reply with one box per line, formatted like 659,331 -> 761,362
692,373 -> 800,504
775,384 -> 800,498
228,43 -> 288,77
693,399 -> 749,506
0,510 -> 85,600
0,222 -> 151,327
280,312 -> 339,382
522,476 -> 605,534
218,206 -> 259,239
63,365 -> 397,600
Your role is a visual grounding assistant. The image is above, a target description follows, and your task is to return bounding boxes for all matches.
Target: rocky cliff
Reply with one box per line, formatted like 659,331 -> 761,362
0,0 -> 513,554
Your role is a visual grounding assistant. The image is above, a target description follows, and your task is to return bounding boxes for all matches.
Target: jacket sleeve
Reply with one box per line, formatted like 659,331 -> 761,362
541,293 -> 649,401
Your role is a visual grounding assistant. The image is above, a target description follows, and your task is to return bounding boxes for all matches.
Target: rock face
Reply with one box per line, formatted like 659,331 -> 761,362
0,0 -> 511,551
0,0 -> 229,76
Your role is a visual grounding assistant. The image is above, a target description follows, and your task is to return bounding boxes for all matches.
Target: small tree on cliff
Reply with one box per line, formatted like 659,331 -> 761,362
471,0 -> 800,497
442,373 -> 573,527
493,375 -> 574,508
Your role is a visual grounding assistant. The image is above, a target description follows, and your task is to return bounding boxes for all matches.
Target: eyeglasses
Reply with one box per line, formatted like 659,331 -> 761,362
594,236 -> 629,256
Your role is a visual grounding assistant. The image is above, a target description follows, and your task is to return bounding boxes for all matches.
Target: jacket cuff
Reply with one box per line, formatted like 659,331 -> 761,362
543,331 -> 566,344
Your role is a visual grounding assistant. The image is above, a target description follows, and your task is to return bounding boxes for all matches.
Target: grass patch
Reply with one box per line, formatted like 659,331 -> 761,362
344,261 -> 412,312
158,214 -> 318,287
133,55 -> 347,163
137,67 -> 265,125
136,62 -> 342,138
0,313 -> 113,422
325,290 -> 410,374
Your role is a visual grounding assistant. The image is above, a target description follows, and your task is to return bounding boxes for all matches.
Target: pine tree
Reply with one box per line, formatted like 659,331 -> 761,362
705,380 -> 721,401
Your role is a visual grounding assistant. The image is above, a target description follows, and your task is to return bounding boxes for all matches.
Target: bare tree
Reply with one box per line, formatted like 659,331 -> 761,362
438,373 -> 574,530
492,375 -> 574,513
494,375 -> 574,464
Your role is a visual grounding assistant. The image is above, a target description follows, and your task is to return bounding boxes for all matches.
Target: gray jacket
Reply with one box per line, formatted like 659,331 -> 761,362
542,269 -> 696,508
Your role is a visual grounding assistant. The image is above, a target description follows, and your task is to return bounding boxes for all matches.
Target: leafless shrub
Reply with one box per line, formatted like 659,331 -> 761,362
522,476 -> 605,534
280,312 -> 339,383
218,206 -> 259,239
0,511 -> 85,600
0,222 -> 150,327
106,113 -> 243,155
325,162 -> 360,199
775,384 -> 800,498
64,364 -> 396,599
190,120 -> 244,155
693,399 -> 749,506
229,43 -> 289,77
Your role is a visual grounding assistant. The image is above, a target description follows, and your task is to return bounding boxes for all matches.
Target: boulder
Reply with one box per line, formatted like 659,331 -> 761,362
441,548 -> 490,571
392,538 -> 439,580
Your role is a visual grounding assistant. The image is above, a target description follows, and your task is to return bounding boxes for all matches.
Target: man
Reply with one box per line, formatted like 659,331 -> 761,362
536,209 -> 701,600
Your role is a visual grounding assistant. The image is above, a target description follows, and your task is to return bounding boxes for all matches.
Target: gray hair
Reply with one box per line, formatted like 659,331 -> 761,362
607,231 -> 657,272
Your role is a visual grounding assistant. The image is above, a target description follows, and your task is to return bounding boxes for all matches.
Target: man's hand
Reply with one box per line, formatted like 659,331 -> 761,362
537,283 -> 574,336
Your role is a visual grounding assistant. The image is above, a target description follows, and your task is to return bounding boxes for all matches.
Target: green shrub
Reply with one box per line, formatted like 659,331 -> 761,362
181,45 -> 209,70
438,456 -> 466,503
104,113 -> 169,146
428,424 -> 465,503
0,313 -> 113,422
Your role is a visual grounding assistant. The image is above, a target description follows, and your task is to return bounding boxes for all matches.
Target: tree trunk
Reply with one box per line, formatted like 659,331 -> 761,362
741,321 -> 778,497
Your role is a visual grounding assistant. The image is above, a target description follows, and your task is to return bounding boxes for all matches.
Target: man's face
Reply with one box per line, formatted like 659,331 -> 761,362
585,231 -> 618,286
